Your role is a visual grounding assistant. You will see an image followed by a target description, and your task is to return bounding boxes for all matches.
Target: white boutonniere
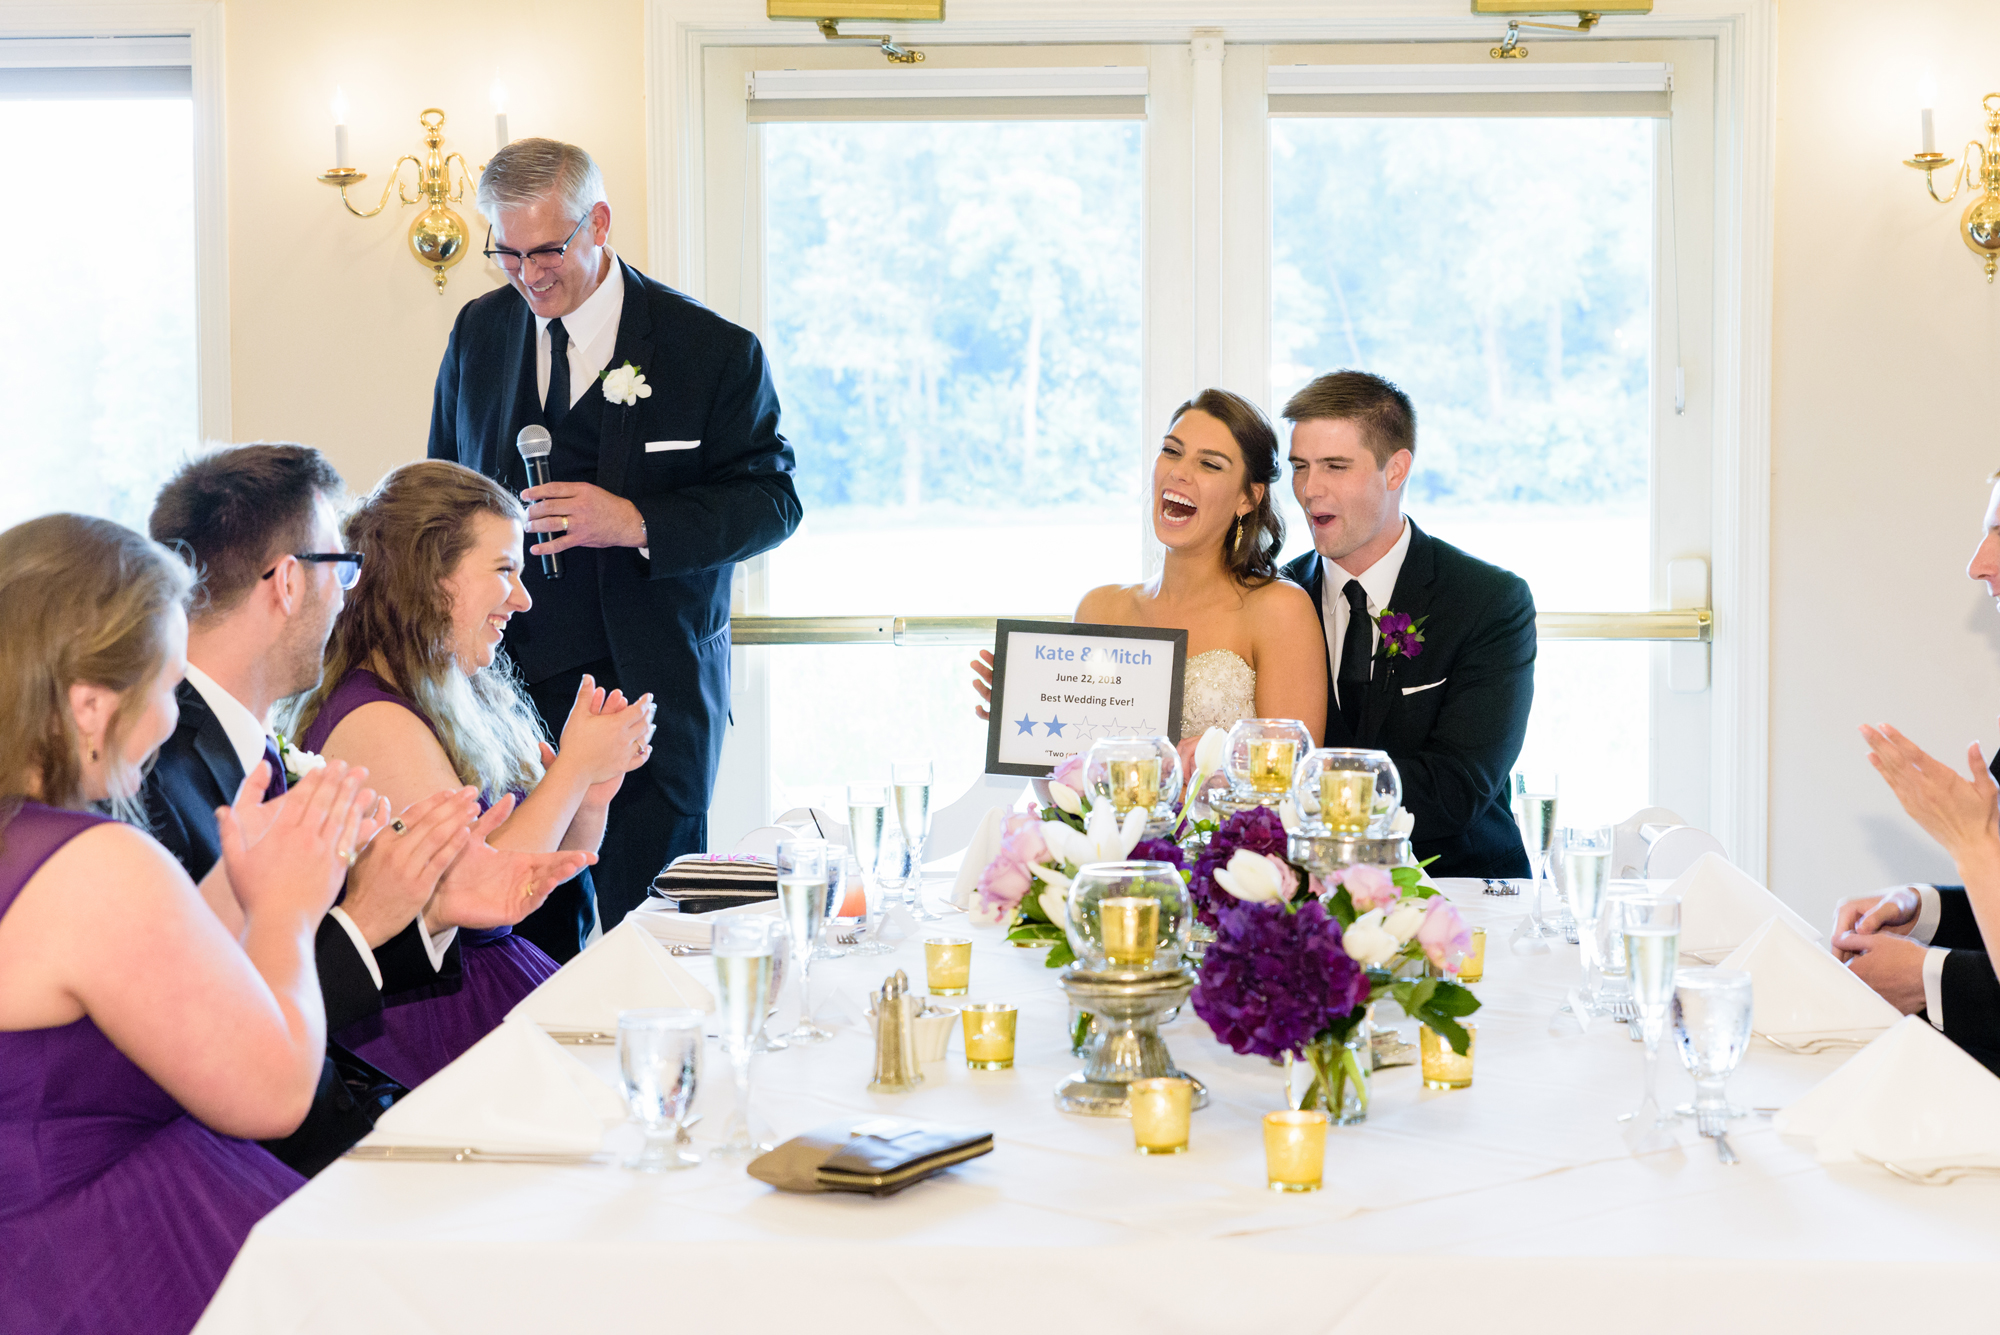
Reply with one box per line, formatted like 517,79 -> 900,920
600,361 -> 652,407
275,735 -> 325,785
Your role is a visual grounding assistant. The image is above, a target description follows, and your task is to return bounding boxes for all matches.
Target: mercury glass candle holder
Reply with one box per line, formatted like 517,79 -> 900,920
1419,1022 -> 1477,1090
1099,896 -> 1160,969
923,936 -> 972,996
1065,862 -> 1191,973
1083,736 -> 1182,827
1293,747 -> 1403,837
961,1003 -> 1018,1070
1225,718 -> 1313,799
1263,1109 -> 1329,1192
1459,929 -> 1487,984
1128,1077 -> 1194,1154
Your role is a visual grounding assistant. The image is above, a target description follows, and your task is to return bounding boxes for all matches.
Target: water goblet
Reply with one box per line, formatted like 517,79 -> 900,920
616,1008 -> 704,1172
892,758 -> 940,919
844,783 -> 895,956
1557,824 -> 1613,1015
1672,968 -> 1754,1121
776,838 -> 834,1045
1596,880 -> 1648,1021
712,916 -> 782,1158
1618,892 -> 1681,1132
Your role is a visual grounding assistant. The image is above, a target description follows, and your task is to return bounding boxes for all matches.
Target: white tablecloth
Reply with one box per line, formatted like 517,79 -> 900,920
197,881 -> 2000,1334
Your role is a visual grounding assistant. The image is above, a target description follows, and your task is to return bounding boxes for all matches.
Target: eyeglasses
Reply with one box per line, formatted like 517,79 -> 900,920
262,552 -> 365,591
482,214 -> 590,275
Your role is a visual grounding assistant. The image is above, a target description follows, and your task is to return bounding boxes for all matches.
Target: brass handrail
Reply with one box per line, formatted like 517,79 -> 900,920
726,609 -> 1712,647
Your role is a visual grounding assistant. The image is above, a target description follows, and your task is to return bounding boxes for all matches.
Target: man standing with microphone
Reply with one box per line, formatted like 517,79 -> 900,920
430,138 -> 801,960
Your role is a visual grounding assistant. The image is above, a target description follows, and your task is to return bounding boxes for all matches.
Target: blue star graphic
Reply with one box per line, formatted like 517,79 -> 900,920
1045,715 -> 1067,738
1014,713 -> 1038,736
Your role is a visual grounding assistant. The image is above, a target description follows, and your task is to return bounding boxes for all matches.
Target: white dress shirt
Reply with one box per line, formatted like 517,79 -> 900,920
1319,517 -> 1414,710
182,664 -> 386,989
534,251 -> 625,411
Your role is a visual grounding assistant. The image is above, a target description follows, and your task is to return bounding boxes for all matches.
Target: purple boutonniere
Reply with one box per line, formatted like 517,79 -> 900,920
1374,608 -> 1427,661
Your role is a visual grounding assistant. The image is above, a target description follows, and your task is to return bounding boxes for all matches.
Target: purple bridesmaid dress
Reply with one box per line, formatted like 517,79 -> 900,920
301,669 -> 559,1088
0,802 -> 304,1335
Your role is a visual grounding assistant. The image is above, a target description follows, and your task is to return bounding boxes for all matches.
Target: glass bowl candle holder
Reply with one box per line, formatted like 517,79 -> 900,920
1082,736 -> 1183,826
1293,747 -> 1403,837
1224,718 -> 1314,803
1064,861 -> 1192,974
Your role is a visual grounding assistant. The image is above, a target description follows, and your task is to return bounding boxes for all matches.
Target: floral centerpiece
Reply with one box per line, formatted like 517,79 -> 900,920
1187,809 -> 1480,1123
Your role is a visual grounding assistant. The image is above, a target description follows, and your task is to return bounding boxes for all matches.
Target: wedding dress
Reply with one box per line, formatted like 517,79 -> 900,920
1180,649 -> 1257,740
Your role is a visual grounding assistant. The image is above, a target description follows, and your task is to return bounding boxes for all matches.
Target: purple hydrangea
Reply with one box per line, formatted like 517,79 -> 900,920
1188,805 -> 1291,927
1129,837 -> 1187,869
1189,898 -> 1367,1060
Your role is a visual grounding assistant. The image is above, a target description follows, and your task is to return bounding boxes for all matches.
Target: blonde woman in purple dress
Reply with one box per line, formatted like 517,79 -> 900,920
0,515 -> 385,1335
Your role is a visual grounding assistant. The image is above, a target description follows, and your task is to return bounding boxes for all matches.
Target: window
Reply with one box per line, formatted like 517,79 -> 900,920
0,39 -> 202,532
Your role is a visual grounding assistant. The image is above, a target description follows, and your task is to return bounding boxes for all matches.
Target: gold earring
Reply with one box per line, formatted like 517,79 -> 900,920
1235,517 -> 1249,557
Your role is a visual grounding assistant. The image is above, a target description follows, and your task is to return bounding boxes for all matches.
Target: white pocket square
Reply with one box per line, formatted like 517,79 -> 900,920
1401,679 -> 1446,696
645,440 -> 700,453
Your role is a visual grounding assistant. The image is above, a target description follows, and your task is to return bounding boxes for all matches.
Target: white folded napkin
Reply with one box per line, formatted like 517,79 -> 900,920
1667,853 -> 1821,957
1715,915 -> 1899,1039
630,905 -> 713,947
1774,1015 -> 2000,1166
950,806 -> 1008,910
510,919 -> 714,1030
367,1015 -> 626,1153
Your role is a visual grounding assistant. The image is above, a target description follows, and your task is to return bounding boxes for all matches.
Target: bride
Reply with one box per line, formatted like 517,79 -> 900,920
975,388 -> 1327,753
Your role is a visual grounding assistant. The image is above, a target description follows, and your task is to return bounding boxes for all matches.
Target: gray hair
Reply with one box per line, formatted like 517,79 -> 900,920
476,137 -> 607,225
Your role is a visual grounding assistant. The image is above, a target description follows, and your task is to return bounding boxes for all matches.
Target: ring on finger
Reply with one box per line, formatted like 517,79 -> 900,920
390,818 -> 408,835
339,848 -> 358,869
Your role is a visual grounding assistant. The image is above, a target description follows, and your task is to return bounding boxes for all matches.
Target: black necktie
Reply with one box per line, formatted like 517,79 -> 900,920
544,318 -> 571,429
1338,578 -> 1372,735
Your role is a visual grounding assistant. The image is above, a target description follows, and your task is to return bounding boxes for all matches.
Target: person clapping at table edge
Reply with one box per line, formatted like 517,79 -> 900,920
282,460 -> 652,1090
0,515 -> 384,1335
1833,472 -> 2000,1076
144,444 -> 592,1174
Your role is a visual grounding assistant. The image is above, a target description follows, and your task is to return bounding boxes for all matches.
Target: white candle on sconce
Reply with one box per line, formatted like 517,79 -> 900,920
330,86 -> 350,168
1918,75 -> 1937,154
492,79 -> 510,154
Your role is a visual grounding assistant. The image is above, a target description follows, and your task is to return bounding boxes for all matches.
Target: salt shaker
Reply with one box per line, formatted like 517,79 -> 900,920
869,969 -> 924,1093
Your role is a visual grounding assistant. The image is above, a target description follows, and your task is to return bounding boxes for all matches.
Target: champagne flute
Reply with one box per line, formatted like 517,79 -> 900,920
845,782 -> 894,956
1558,825 -> 1613,1015
813,845 -> 851,961
712,916 -> 780,1158
776,838 -> 833,1045
1596,880 -> 1648,1021
1672,968 -> 1754,1122
1619,893 -> 1681,1130
892,759 -> 940,920
1512,773 -> 1560,944
616,1008 -> 703,1172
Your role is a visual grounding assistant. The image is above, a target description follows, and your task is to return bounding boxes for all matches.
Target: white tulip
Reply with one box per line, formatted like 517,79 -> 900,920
1342,909 -> 1400,968
1211,848 -> 1290,905
1388,807 -> 1415,838
1278,798 -> 1300,834
1382,901 -> 1425,943
1193,726 -> 1228,775
1039,883 -> 1069,929
1049,781 -> 1085,816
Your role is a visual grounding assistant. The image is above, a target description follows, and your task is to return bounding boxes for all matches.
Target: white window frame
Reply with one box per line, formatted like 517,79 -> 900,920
650,0 -> 1776,877
0,4 -> 230,444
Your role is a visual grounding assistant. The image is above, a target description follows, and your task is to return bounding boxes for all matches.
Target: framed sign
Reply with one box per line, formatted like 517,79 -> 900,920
984,619 -> 1188,777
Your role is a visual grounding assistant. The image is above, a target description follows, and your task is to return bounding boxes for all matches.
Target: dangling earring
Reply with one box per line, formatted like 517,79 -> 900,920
88,746 -> 99,763
1234,516 -> 1250,557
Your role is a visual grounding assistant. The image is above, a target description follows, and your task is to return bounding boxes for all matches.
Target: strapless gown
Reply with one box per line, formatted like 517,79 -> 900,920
1180,648 -> 1259,739
301,669 -> 559,1089
0,802 -> 304,1335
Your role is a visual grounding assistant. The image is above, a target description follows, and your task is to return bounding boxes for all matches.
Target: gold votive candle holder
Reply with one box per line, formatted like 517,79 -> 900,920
1246,739 -> 1299,793
1129,1077 -> 1194,1154
1262,1109 -> 1329,1192
1099,896 -> 1160,970
1106,756 -> 1161,815
1419,1021 -> 1477,1090
1459,928 -> 1487,984
1319,769 -> 1376,834
961,1003 -> 1018,1070
923,936 -> 972,996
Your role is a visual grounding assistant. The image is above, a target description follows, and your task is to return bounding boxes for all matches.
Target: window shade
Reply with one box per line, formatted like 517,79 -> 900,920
1268,62 -> 1672,118
0,36 -> 192,99
746,65 -> 1146,123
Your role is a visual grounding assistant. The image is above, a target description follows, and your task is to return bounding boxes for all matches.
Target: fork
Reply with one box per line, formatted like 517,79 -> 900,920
1697,1111 -> 1738,1165
345,1145 -> 611,1166
1855,1152 -> 2000,1185
1755,1032 -> 1870,1055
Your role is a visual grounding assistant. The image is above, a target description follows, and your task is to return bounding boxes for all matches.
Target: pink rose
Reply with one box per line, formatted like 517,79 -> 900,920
972,812 -> 1052,926
1417,899 -> 1473,974
1339,864 -> 1399,913
1050,753 -> 1087,793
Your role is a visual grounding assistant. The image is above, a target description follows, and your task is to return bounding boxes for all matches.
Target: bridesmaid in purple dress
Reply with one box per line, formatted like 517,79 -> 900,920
288,462 -> 655,1088
0,515 -> 385,1335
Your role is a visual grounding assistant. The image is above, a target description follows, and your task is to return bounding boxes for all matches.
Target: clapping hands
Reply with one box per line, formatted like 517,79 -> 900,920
424,794 -> 596,932
1859,722 -> 2000,863
555,674 -> 656,800
216,760 -> 382,925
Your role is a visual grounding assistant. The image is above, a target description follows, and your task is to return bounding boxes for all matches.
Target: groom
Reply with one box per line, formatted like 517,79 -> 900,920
1280,371 -> 1535,878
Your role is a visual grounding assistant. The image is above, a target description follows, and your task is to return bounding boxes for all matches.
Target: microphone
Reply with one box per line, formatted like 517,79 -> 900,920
515,425 -> 561,580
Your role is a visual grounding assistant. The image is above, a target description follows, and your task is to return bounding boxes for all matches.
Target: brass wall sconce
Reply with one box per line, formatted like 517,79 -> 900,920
1905,91 -> 2000,283
317,100 -> 482,294
767,1 -> 943,64
1470,1 -> 1652,60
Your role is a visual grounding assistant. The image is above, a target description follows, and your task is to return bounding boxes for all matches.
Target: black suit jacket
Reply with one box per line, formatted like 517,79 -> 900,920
142,681 -> 458,1174
428,257 -> 802,814
1924,888 -> 2000,1074
1283,520 -> 1536,878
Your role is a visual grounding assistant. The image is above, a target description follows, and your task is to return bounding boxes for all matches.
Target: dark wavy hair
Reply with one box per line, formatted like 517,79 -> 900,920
1170,388 -> 1284,588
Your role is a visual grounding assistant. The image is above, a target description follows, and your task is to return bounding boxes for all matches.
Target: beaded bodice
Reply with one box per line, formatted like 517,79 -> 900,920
1180,649 -> 1257,740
